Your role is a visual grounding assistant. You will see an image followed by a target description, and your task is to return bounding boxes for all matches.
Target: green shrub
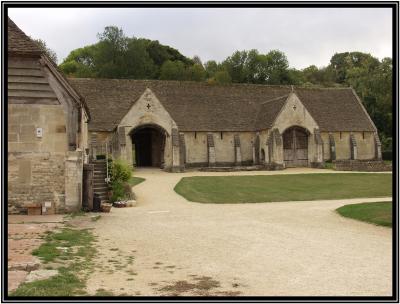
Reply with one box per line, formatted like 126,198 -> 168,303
382,151 -> 392,161
111,180 -> 125,202
108,158 -> 133,202
110,159 -> 132,183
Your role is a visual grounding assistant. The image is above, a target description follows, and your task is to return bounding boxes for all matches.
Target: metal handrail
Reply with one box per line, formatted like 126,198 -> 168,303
105,141 -> 110,184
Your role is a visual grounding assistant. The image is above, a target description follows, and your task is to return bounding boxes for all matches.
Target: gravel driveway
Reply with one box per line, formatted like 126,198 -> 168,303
87,168 -> 392,296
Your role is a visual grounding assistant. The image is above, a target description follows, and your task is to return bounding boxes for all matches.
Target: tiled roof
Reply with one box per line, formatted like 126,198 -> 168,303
67,78 -> 376,133
8,17 -> 42,56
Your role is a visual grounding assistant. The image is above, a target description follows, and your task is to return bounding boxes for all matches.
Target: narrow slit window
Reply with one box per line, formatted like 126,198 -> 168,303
220,132 -> 223,140
194,132 -> 197,139
362,132 -> 365,140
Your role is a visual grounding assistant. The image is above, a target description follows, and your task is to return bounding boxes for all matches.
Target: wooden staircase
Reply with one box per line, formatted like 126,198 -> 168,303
92,159 -> 109,202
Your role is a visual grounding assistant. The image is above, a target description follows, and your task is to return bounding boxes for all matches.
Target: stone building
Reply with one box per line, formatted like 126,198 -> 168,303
69,78 -> 382,172
7,18 -> 90,214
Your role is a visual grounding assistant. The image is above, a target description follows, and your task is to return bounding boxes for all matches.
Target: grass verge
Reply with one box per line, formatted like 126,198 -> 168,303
174,173 -> 392,203
10,228 -> 96,296
336,201 -> 392,227
128,176 -> 145,187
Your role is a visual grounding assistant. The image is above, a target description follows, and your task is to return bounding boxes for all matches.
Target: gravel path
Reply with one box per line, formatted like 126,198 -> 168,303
87,168 -> 392,296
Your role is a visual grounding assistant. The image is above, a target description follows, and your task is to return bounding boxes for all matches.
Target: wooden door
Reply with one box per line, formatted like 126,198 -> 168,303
283,127 -> 308,167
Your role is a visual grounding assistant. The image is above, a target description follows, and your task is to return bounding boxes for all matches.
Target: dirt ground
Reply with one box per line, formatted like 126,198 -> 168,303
86,168 -> 392,296
7,215 -> 65,291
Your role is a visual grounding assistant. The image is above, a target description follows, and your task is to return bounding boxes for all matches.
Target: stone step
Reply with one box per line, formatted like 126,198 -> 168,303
93,165 -> 107,169
93,185 -> 108,189
94,192 -> 108,196
94,177 -> 107,181
94,173 -> 107,178
93,186 -> 108,190
93,180 -> 108,184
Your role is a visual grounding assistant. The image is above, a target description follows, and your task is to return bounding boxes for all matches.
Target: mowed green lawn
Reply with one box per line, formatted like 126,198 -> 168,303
336,202 -> 392,227
128,176 -> 145,187
174,173 -> 392,203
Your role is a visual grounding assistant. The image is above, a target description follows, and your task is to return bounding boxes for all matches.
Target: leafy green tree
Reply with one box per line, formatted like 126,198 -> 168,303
330,52 -> 391,145
159,60 -> 186,80
212,70 -> 232,85
187,64 -> 206,81
222,50 -> 248,83
330,52 -> 380,83
124,38 -> 157,79
264,50 -> 290,84
192,55 -> 203,66
60,25 -> 192,80
204,60 -> 219,79
287,68 -> 305,85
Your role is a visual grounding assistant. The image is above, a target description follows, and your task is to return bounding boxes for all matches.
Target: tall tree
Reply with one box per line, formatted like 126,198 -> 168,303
159,60 -> 186,80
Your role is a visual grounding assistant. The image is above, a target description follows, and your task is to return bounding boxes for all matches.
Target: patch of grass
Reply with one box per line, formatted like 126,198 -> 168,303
70,210 -> 86,218
323,161 -> 334,170
128,176 -> 145,187
95,288 -> 114,296
91,215 -> 101,222
10,268 -> 87,296
174,173 -> 392,203
11,228 -> 96,296
32,228 -> 94,263
336,201 -> 392,227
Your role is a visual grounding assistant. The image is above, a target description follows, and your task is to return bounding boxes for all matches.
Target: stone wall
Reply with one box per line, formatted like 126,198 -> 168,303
182,131 -> 255,166
8,152 -> 66,214
64,150 -> 84,212
9,104 -> 68,153
8,101 -> 85,214
334,159 -> 392,172
321,131 -> 376,161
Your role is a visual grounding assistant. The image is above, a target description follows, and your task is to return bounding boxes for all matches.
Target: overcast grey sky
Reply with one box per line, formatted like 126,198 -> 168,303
8,7 -> 392,68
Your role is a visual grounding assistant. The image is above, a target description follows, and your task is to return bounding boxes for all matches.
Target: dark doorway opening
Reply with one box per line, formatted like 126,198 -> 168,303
131,126 -> 165,168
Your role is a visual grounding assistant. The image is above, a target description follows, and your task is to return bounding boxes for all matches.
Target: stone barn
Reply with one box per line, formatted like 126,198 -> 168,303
7,18 -> 90,214
68,79 -> 382,172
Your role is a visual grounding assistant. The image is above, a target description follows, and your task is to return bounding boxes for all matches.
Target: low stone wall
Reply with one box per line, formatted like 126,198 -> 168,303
334,160 -> 392,172
198,165 -> 265,172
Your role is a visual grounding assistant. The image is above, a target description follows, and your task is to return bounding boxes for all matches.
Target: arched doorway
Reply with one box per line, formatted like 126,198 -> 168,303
283,126 -> 309,167
130,125 -> 166,168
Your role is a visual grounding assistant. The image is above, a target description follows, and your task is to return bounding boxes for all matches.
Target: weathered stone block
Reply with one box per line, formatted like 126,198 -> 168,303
18,160 -> 31,184
19,125 -> 36,142
8,133 -> 18,142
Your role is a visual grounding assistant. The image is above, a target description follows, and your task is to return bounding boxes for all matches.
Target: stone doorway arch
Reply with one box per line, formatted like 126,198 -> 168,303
129,124 -> 167,168
283,126 -> 309,167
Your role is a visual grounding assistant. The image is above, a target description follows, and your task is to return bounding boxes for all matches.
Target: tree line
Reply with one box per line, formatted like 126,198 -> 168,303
45,26 -> 391,152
